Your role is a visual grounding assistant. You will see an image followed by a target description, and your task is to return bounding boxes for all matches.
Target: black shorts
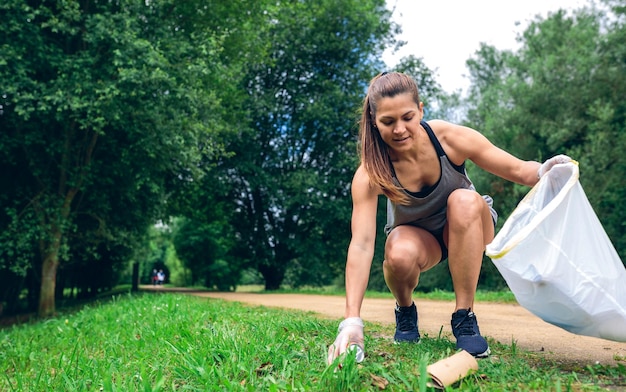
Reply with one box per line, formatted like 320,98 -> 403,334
432,229 -> 448,263
386,195 -> 499,263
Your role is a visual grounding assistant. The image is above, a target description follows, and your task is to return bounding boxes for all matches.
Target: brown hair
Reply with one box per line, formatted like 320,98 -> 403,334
359,72 -> 421,204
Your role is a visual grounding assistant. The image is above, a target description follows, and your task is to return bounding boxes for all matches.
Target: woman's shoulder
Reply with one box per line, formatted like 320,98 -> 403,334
425,120 -> 488,163
424,119 -> 456,135
426,119 -> 482,138
352,165 -> 382,196
352,164 -> 371,186
424,119 -> 462,148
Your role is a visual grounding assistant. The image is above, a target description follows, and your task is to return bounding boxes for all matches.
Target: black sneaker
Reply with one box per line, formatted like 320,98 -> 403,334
394,302 -> 420,343
451,308 -> 490,357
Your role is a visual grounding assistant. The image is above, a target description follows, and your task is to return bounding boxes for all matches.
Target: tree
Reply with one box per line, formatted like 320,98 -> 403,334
208,0 -> 399,290
465,3 -> 626,265
0,0 -> 231,315
173,218 -> 239,290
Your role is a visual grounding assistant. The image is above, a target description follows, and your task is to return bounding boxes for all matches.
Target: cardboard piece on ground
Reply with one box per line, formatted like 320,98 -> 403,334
427,350 -> 478,389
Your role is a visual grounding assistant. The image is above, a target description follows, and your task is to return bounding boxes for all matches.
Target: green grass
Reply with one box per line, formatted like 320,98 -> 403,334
1,292 -> 624,391
237,285 -> 518,304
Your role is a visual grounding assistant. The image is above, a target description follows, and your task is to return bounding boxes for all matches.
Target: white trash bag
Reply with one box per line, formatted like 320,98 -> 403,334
486,162 -> 626,342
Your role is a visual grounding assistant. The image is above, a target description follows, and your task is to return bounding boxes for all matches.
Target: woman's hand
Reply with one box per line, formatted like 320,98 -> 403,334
538,155 -> 573,178
327,317 -> 365,365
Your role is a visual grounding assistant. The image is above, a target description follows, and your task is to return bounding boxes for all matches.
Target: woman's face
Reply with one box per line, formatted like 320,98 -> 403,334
374,93 -> 423,151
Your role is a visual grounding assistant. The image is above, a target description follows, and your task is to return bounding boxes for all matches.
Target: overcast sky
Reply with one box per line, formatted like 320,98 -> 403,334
383,0 -> 589,93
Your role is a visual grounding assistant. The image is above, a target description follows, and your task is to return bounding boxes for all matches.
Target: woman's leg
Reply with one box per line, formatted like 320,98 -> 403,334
383,225 -> 442,306
444,189 -> 495,357
383,225 -> 441,342
443,189 -> 495,311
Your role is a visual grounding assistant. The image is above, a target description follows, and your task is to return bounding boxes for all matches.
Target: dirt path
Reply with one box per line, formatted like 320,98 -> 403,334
145,287 -> 626,367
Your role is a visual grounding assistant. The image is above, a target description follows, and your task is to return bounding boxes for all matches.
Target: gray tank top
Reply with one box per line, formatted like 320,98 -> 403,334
384,121 -> 497,235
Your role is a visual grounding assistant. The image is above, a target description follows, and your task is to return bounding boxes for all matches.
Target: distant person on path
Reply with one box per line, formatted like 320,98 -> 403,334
151,269 -> 158,286
327,72 -> 571,363
157,269 -> 165,286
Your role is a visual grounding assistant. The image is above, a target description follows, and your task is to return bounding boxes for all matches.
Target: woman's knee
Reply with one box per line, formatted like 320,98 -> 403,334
447,190 -> 485,223
384,227 -> 439,273
384,240 -> 417,272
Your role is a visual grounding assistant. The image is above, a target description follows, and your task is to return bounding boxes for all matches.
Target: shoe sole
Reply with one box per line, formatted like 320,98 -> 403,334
393,337 -> 421,344
473,347 -> 491,358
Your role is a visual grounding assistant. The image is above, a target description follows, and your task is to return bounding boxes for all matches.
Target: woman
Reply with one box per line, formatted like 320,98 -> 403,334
327,72 -> 570,363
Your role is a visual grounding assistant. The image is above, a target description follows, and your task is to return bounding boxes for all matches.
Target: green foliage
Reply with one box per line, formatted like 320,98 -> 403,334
164,245 -> 192,287
0,0 -> 245,313
3,0 -> 625,310
172,218 -> 240,291
0,293 -> 623,391
465,3 -> 626,265
209,0 -> 399,290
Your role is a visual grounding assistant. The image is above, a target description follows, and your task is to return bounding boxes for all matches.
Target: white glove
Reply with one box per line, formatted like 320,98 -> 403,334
327,317 -> 364,365
538,154 -> 572,178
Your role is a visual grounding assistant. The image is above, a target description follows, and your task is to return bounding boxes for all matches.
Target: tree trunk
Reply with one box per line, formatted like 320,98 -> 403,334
260,264 -> 285,291
38,251 -> 59,317
37,213 -> 66,318
132,262 -> 139,292
35,120 -> 96,316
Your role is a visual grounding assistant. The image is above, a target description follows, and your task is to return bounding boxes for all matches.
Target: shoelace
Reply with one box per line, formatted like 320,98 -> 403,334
453,312 -> 476,336
397,308 -> 415,331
